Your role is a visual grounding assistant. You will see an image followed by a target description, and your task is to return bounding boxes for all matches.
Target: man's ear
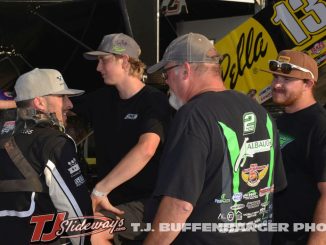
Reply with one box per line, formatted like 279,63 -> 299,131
304,79 -> 315,89
33,97 -> 46,111
121,55 -> 130,70
183,62 -> 191,79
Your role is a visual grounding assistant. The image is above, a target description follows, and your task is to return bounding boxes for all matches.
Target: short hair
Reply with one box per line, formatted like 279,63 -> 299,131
114,55 -> 146,79
190,63 -> 221,77
128,57 -> 146,79
15,99 -> 33,109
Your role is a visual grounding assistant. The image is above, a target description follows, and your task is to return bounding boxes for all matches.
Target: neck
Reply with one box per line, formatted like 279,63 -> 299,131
116,76 -> 145,99
285,96 -> 316,113
186,79 -> 225,102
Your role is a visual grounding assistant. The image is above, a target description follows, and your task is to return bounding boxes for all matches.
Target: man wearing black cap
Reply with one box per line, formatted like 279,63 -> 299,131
74,33 -> 171,244
0,68 -> 92,244
144,33 -> 287,245
263,50 -> 326,245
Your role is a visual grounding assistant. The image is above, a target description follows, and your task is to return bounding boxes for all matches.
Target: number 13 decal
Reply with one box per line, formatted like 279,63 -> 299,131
271,0 -> 326,45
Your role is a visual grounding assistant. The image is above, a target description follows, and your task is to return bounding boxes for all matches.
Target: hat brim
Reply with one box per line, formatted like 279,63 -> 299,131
147,60 -> 168,74
83,51 -> 112,60
260,68 -> 314,81
51,89 -> 85,97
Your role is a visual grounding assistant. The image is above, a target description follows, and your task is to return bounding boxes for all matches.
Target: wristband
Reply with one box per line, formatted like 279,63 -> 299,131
91,188 -> 107,197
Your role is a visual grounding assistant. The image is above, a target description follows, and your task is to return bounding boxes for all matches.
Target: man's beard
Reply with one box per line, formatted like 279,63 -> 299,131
169,90 -> 184,110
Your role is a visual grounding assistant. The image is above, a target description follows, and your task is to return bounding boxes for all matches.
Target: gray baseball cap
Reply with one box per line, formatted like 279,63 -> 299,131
14,68 -> 84,102
147,33 -> 221,74
84,33 -> 141,60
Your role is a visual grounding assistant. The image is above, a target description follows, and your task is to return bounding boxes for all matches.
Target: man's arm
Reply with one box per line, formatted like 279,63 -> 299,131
92,132 -> 160,212
308,182 -> 326,245
44,136 -> 93,245
0,100 -> 16,109
144,196 -> 193,245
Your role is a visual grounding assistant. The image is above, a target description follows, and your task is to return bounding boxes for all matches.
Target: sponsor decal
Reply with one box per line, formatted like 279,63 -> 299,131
124,113 -> 138,120
279,132 -> 295,149
243,112 -> 256,135
246,200 -> 261,209
230,204 -> 245,211
218,213 -> 227,221
261,201 -> 270,208
259,185 -> 274,197
74,175 -> 85,187
234,138 -> 272,172
1,120 -> 15,135
67,158 -> 81,177
243,211 -> 259,219
30,212 -> 125,243
243,190 -> 259,200
232,192 -> 243,202
241,163 -> 269,187
227,212 -> 235,222
20,128 -> 34,135
215,193 -> 231,204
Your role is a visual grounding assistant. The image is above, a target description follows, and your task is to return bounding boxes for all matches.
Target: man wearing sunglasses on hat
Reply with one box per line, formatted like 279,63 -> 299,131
144,33 -> 287,245
263,50 -> 326,245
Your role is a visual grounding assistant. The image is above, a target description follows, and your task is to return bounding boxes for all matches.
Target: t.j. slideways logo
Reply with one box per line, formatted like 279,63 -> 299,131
29,212 -> 126,243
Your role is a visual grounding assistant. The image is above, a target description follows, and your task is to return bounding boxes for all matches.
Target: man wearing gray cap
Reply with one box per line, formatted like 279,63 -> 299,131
144,33 -> 287,245
0,68 -> 92,245
262,50 -> 326,245
73,33 -> 171,244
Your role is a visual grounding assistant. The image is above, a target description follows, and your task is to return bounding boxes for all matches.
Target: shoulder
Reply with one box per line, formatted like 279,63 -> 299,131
142,85 -> 170,108
29,127 -> 74,152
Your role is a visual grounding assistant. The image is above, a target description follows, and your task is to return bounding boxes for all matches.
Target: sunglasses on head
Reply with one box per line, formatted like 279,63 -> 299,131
268,60 -> 314,80
161,64 -> 180,81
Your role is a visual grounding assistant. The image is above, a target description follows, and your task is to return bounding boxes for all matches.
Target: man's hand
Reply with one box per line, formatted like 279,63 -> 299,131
90,228 -> 114,245
91,195 -> 124,215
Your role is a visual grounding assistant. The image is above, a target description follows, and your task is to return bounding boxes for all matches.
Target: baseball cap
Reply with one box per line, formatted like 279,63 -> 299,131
84,33 -> 141,60
261,50 -> 318,82
147,33 -> 221,74
14,68 -> 84,102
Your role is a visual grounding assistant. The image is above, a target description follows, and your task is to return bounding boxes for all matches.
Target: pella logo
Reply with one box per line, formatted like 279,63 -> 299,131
30,212 -> 126,243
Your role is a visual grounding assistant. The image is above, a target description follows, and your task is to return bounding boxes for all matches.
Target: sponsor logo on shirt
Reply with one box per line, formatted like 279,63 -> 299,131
20,128 -> 34,135
124,113 -> 138,120
243,112 -> 256,135
67,157 -> 81,177
243,190 -> 258,200
230,203 -> 245,211
235,138 -> 271,172
246,200 -> 261,209
0,121 -> 15,135
243,211 -> 259,219
232,192 -> 243,202
74,175 -> 85,187
214,193 -> 231,204
241,163 -> 269,187
259,185 -> 274,197
279,132 -> 295,149
227,211 -> 243,221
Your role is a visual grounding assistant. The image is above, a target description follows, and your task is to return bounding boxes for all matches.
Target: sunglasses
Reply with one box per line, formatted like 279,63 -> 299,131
268,60 -> 314,80
161,65 -> 180,80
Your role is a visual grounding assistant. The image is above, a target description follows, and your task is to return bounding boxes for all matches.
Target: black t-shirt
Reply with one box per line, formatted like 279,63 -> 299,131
0,123 -> 92,245
273,103 -> 326,238
153,90 -> 286,245
73,85 -> 171,205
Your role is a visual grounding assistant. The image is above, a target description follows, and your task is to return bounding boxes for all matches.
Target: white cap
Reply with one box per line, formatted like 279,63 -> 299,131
14,68 -> 84,102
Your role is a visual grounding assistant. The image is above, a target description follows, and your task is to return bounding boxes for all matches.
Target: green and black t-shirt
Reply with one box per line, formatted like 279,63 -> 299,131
154,90 -> 287,245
